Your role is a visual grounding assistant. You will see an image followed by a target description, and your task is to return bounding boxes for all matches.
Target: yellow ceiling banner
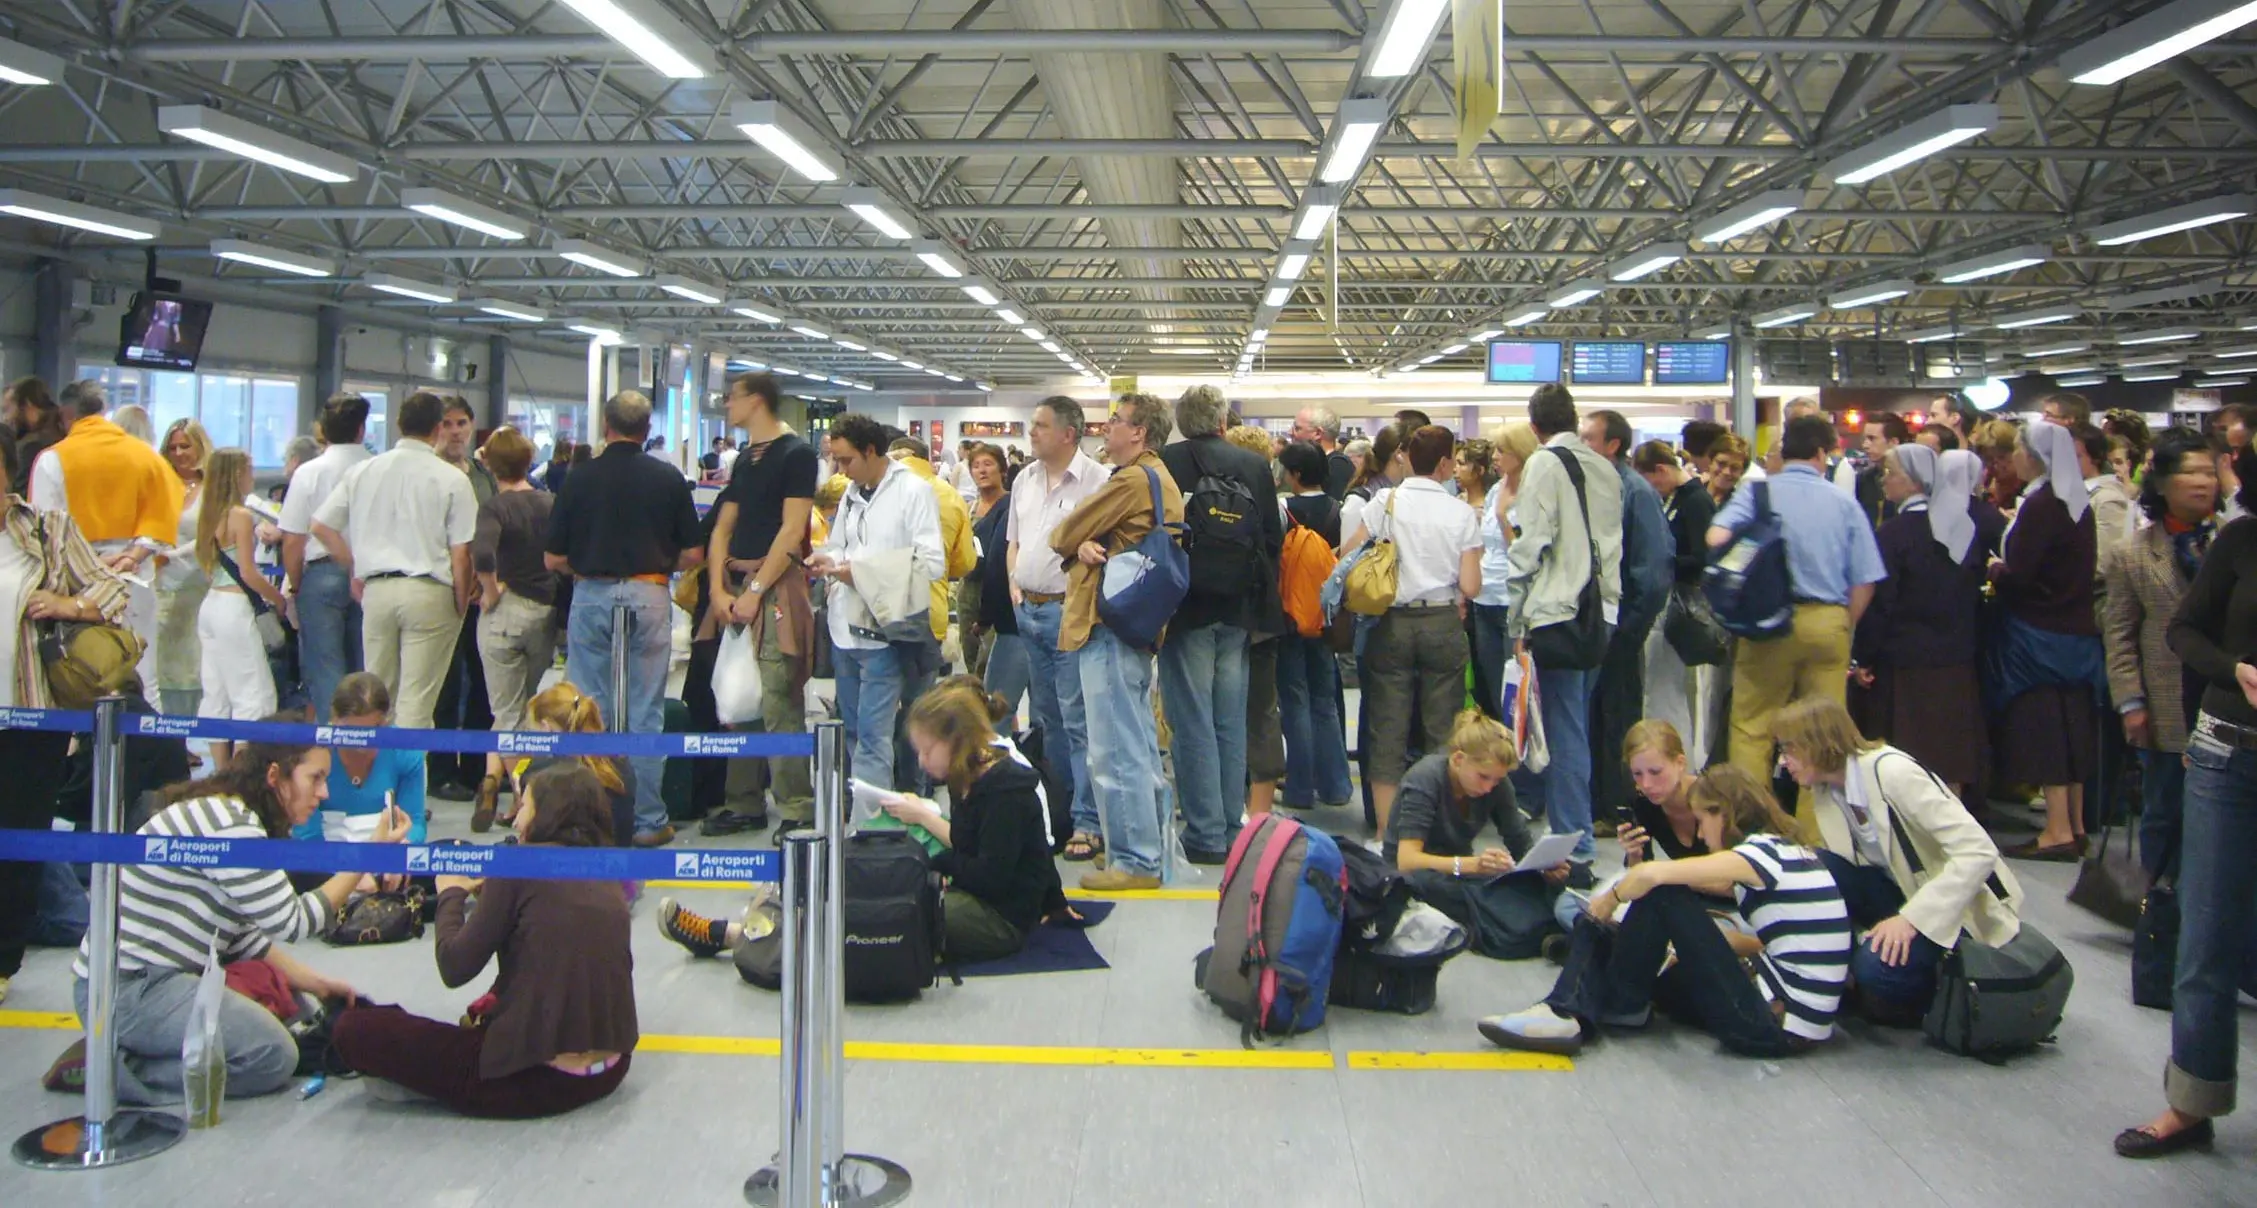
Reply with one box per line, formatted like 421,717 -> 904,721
1454,0 -> 1502,163
1108,375 -> 1138,401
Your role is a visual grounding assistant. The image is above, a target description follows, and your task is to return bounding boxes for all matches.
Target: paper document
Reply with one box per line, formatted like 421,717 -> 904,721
1500,832 -> 1579,877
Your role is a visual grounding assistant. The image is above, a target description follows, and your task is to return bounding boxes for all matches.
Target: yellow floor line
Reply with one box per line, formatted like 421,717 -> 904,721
0,1010 -> 1564,1073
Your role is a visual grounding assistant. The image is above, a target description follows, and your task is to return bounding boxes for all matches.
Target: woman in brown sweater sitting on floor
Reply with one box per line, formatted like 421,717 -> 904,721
331,764 -> 637,1118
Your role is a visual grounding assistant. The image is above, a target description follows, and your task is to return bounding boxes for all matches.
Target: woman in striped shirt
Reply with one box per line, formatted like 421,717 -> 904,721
1478,763 -> 1851,1058
70,736 -> 390,1105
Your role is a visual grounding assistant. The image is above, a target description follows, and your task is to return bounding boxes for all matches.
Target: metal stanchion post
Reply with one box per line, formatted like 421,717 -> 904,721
609,600 -> 630,734
746,831 -> 824,1208
747,721 -> 908,1208
13,697 -> 186,1171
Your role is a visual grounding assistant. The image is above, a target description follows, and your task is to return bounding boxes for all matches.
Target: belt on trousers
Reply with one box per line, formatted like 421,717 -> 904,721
1389,599 -> 1455,611
2202,715 -> 2257,751
583,573 -> 669,585
1020,590 -> 1066,604
362,571 -> 432,583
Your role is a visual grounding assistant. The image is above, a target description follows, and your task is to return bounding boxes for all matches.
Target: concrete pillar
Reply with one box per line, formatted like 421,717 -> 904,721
313,305 -> 344,408
1731,330 -> 1756,436
31,258 -> 70,387
485,333 -> 509,430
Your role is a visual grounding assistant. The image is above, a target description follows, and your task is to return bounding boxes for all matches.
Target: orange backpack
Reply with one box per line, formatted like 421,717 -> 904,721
1278,514 -> 1338,639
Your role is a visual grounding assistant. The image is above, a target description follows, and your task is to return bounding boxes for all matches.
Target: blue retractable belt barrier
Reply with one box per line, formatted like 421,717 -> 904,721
0,707 -> 815,760
0,829 -> 778,883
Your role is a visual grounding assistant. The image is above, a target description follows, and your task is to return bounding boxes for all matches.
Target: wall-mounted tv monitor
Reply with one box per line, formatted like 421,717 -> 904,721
116,292 -> 213,372
1569,341 -> 1647,385
1654,340 -> 1731,385
1485,340 -> 1563,385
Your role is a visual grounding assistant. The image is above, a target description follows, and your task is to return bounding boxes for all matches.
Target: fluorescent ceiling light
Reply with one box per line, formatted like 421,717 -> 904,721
731,100 -> 839,182
472,298 -> 547,323
2040,362 -> 2099,375
1368,0 -> 1450,77
805,373 -> 829,383
790,325 -> 828,340
362,272 -> 454,304
2089,194 -> 2254,245
1277,242 -> 1315,281
1468,329 -> 1504,342
553,238 -> 644,278
1293,185 -> 1344,241
400,186 -> 527,240
210,238 -> 333,277
1695,189 -> 1802,244
1018,327 -> 1046,342
1936,244 -> 2049,283
1319,98 -> 1389,184
1040,341 -> 1062,353
2114,326 -> 2199,345
2199,377 -> 2251,386
835,338 -> 866,351
772,365 -> 799,376
2120,355 -> 2185,368
1419,353 -> 1445,365
555,0 -> 705,78
855,382 -> 877,391
2054,375 -> 2106,388
1693,325 -> 1733,340
1607,242 -> 1688,282
1823,104 -> 1999,185
2060,0 -> 2257,86
729,301 -> 781,323
962,283 -> 999,307
927,367 -> 950,378
1904,325 -> 1962,343
656,274 -> 723,304
2111,278 -> 2227,308
0,37 -> 66,86
2212,345 -> 2257,358
1829,279 -> 1916,308
156,105 -> 355,184
994,308 -> 1025,326
871,351 -> 898,362
727,360 -> 767,370
1504,309 -> 1547,327
1548,279 -> 1604,309
913,240 -> 963,278
1439,342 -> 1467,355
1753,305 -> 1818,329
2022,343 -> 2089,358
1266,286 -> 1293,307
975,381 -> 993,392
901,361 -> 924,371
842,187 -> 913,240
944,374 -> 965,383
1993,305 -> 2079,329
567,323 -> 624,345
2123,370 -> 2185,382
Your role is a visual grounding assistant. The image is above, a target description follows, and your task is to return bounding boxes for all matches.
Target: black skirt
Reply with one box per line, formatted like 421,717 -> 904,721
1992,685 -> 2097,787
1857,663 -> 1987,787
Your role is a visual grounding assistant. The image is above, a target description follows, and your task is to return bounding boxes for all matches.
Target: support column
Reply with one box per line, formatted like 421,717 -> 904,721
313,305 -> 344,405
485,333 -> 509,430
1731,328 -> 1756,437
31,258 -> 70,387
585,338 -> 604,441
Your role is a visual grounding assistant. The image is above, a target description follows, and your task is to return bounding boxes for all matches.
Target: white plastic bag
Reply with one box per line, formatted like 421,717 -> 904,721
181,939 -> 227,1128
713,624 -> 765,726
1500,650 -> 1548,773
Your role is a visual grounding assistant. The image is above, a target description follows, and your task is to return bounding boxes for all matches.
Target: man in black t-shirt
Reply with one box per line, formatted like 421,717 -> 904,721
704,373 -> 819,837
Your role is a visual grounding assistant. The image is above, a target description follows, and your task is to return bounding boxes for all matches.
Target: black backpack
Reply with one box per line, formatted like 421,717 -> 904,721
1336,842 -> 1411,949
1015,726 -> 1075,856
735,829 -> 954,1002
1182,446 -> 1265,595
1703,479 -> 1795,641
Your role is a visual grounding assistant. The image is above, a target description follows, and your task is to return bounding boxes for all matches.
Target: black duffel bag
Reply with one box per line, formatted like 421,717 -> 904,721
736,830 -> 955,1002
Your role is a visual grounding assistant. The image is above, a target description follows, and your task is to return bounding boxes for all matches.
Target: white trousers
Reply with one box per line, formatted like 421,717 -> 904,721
197,590 -> 276,722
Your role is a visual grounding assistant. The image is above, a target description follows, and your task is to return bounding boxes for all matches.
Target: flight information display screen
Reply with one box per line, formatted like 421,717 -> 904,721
1569,341 -> 1647,385
1485,340 -> 1563,384
1654,341 -> 1731,385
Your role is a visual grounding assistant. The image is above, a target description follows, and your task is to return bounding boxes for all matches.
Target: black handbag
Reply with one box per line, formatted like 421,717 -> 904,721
2131,877 -> 2178,1011
1526,448 -> 1610,671
2066,824 -> 2145,931
1661,583 -> 1729,666
322,887 -> 428,946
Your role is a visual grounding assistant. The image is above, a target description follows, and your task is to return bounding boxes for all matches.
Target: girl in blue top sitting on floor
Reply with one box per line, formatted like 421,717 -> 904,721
296,672 -> 427,845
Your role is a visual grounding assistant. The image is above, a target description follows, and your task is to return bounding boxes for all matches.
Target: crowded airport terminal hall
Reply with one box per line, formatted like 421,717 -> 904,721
4,0 -> 2257,1204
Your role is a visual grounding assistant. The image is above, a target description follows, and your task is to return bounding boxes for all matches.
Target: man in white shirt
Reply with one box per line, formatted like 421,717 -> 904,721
811,413 -> 943,790
278,393 -> 373,721
1005,396 -> 1107,855
1504,385 -> 1624,882
309,391 -> 477,730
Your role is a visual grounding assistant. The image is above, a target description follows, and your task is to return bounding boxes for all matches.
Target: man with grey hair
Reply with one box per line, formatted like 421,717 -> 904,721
1291,404 -> 1355,499
1052,394 -> 1185,890
1007,395 -> 1108,857
1159,384 -> 1283,861
544,389 -> 704,845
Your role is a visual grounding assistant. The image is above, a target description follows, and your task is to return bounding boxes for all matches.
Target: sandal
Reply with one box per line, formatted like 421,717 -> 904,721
1062,832 -> 1104,862
469,775 -> 501,833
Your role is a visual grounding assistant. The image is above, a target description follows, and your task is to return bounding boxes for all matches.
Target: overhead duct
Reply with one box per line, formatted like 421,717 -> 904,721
1014,0 -> 1180,335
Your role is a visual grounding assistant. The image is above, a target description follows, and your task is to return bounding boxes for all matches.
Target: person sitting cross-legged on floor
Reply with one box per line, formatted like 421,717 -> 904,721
1476,763 -> 1852,1058
1384,708 -> 1567,958
330,764 -> 636,1118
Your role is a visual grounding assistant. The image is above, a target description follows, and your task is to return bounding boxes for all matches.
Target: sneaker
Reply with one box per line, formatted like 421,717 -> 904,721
1078,867 -> 1162,892
632,825 -> 677,848
658,897 -> 729,959
1476,1005 -> 1586,1056
42,1038 -> 84,1093
700,809 -> 768,837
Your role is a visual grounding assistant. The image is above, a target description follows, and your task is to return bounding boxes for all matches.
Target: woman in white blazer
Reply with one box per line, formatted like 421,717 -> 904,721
1772,696 -> 2024,1023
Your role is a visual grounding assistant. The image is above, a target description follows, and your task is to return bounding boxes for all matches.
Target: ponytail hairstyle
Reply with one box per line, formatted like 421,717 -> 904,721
1442,708 -> 1518,817
905,680 -> 1003,798
521,763 -> 616,848
932,673 -> 1015,728
524,681 -> 626,795
162,720 -> 320,839
1686,764 -> 1799,848
1621,718 -> 1686,766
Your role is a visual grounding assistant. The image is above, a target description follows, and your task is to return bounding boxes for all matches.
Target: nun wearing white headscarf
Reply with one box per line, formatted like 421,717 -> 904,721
1850,444 -> 1997,794
1987,419 -> 2103,862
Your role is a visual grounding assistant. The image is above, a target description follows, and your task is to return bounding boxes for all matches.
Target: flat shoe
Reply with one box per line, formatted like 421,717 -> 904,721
469,776 -> 500,833
2003,839 -> 2082,862
2115,1118 -> 2213,1159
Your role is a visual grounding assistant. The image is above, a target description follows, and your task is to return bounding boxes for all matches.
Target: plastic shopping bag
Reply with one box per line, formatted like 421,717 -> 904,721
713,624 -> 765,726
1500,650 -> 1548,774
182,939 -> 227,1128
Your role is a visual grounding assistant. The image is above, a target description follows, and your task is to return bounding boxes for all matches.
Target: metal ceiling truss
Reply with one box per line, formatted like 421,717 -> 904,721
0,0 -> 2252,383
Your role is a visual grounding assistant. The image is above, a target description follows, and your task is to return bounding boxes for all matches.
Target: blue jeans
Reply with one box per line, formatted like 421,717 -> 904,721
1016,600 -> 1095,835
833,643 -> 905,791
1547,886 -> 1800,1058
982,632 -> 1032,719
2140,748 -> 2187,880
2168,723 -> 2257,1118
564,580 -> 671,834
76,968 -> 299,1106
1533,663 -> 1598,862
297,558 -> 363,722
1275,633 -> 1353,807
1157,622 -> 1250,854
1078,626 -> 1168,878
1817,850 -> 1946,1015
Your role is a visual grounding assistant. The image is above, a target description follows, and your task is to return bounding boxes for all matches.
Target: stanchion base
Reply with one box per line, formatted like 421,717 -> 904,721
12,1110 -> 187,1170
745,1154 -> 913,1207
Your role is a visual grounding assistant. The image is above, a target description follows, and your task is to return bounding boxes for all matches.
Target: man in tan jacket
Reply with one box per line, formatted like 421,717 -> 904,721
1052,394 -> 1185,891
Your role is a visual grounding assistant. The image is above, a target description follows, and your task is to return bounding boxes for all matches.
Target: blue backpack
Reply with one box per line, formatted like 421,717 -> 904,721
1195,813 -> 1347,1044
1702,479 -> 1795,640
1096,465 -> 1190,652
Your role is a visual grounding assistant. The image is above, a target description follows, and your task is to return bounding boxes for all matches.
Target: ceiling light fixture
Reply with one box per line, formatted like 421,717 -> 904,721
400,186 -> 528,240
1368,0 -> 1451,77
913,240 -> 963,278
1607,242 -> 1688,282
835,338 -> 866,351
2089,194 -> 2255,245
472,298 -> 547,323
363,272 -> 455,304
2123,370 -> 2186,382
1822,104 -> 2000,185
2021,343 -> 2090,358
2120,355 -> 2186,368
1753,304 -> 1818,329
1018,327 -> 1046,342
1828,279 -> 1916,308
2114,326 -> 2200,345
1439,342 -> 1467,355
1319,97 -> 1390,184
1935,243 -> 2049,283
1694,189 -> 1803,244
555,0 -> 706,78
1547,279 -> 1604,309
790,324 -> 829,340
2060,0 -> 2257,86
655,274 -> 723,304
1277,242 -> 1316,281
842,186 -> 914,240
1903,325 -> 1963,344
553,238 -> 644,278
210,238 -> 334,277
567,322 -> 624,345
2213,345 -> 2257,358
157,105 -> 356,183
2199,376 -> 2252,386
901,360 -> 924,371
1693,325 -> 1733,340
1992,305 -> 2080,329
1265,286 -> 1294,307
728,300 -> 781,323
1469,328 -> 1504,341
961,281 -> 1000,307
0,37 -> 66,87
731,100 -> 840,182
2054,375 -> 2106,388
994,308 -> 1025,326
1293,185 -> 1344,241
1503,308 -> 1547,327
871,351 -> 898,362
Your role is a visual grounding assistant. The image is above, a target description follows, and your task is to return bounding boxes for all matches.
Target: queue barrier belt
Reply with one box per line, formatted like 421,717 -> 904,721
0,707 -> 815,760
0,828 -> 778,883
